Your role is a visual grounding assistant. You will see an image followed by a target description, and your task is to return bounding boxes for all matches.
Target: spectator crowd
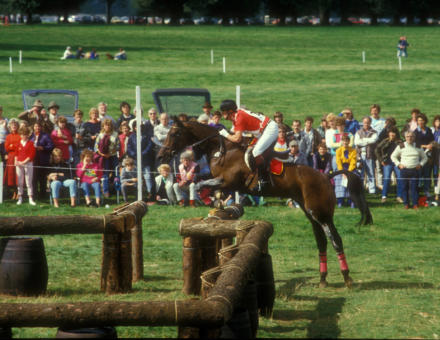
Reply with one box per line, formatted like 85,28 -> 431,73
1,99 -> 439,210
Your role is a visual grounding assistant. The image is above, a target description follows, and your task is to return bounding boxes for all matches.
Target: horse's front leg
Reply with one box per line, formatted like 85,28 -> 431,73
194,177 -> 224,192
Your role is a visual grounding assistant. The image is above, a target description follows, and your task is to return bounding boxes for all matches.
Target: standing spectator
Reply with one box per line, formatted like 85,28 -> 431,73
0,105 -> 8,162
313,143 -> 332,175
342,108 -> 360,136
324,113 -> 338,149
197,113 -> 210,124
202,102 -> 213,122
273,112 -> 291,132
301,116 -> 322,166
51,116 -> 73,162
329,117 -> 353,171
316,116 -> 328,141
154,113 -> 171,147
286,139 -> 308,165
369,104 -> 386,136
144,107 -> 160,137
378,117 -> 400,143
391,131 -> 427,209
414,113 -> 434,198
116,101 -> 134,130
209,111 -> 226,130
155,163 -> 177,205
47,148 -> 76,208
397,36 -> 409,58
173,151 -> 199,207
375,127 -> 403,203
97,102 -> 116,127
120,157 -> 138,202
4,119 -> 20,199
288,119 -> 304,143
127,120 -> 155,200
431,115 -> 440,188
335,135 -> 357,207
47,101 -> 60,125
72,109 -> 91,166
18,100 -> 54,134
76,149 -> 102,207
30,122 -> 54,200
16,126 -> 36,206
118,121 -> 132,162
94,119 -> 120,198
402,108 -> 421,136
84,108 -> 101,149
355,116 -> 378,194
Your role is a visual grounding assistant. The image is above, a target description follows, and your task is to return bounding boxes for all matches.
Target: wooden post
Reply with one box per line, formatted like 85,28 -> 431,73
119,228 -> 132,292
200,238 -> 217,273
101,232 -> 121,294
131,216 -> 144,282
182,237 -> 201,295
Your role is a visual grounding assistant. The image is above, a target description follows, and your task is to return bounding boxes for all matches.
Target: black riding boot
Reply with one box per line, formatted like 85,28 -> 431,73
250,155 -> 270,195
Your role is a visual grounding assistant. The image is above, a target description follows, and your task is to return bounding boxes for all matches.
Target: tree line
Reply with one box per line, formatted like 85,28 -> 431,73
2,0 -> 440,25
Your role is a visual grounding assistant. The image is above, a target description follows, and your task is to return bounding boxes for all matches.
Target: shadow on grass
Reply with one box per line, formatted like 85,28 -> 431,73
258,325 -> 307,334
356,280 -> 434,290
140,275 -> 170,282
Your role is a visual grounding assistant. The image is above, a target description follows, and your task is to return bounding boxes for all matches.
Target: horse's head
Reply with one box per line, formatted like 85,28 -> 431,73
157,117 -> 194,164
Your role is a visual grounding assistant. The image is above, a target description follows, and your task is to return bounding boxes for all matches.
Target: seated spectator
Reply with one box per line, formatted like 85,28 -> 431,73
30,122 -> 54,200
155,163 -> 177,205
60,46 -> 75,60
313,143 -> 332,174
375,127 -> 403,203
116,101 -> 135,130
16,126 -> 36,206
86,48 -> 99,59
72,109 -> 91,166
335,135 -> 357,207
120,157 -> 138,202
173,151 -> 199,207
178,113 -> 189,122
94,118 -> 120,198
209,111 -> 226,130
270,125 -> 289,175
391,131 -> 428,209
51,116 -> 73,162
106,48 -> 127,60
118,121 -> 131,162
153,113 -> 171,146
76,149 -> 102,207
285,139 -> 308,165
84,107 -> 102,148
76,47 -> 85,59
48,148 -> 76,208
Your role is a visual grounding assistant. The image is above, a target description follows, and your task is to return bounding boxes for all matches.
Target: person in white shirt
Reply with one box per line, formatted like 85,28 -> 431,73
153,113 -> 171,146
60,46 -> 75,60
369,104 -> 386,190
391,131 -> 427,209
97,102 -> 116,127
355,116 -> 378,194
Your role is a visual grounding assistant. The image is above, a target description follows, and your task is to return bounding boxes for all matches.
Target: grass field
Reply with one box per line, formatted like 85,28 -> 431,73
0,25 -> 439,338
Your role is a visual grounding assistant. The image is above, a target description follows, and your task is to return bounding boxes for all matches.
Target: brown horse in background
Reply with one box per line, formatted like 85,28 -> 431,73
158,119 -> 357,287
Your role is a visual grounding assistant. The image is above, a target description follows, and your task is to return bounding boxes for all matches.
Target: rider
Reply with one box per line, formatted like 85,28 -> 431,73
219,99 -> 279,193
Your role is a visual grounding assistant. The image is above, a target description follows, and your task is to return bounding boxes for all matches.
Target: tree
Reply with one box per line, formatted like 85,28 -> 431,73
9,0 -> 39,23
38,0 -> 87,23
135,0 -> 187,24
264,0 -> 307,25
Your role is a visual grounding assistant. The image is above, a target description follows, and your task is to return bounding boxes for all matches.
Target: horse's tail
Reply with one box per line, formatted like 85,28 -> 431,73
327,170 -> 373,226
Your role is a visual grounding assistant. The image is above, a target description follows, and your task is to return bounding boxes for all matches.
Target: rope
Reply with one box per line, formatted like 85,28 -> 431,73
206,295 -> 233,312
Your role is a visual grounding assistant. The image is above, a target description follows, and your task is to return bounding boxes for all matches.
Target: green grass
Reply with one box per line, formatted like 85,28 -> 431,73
0,25 -> 440,338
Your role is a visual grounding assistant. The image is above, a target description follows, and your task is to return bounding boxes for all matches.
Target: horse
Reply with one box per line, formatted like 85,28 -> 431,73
158,119 -> 359,287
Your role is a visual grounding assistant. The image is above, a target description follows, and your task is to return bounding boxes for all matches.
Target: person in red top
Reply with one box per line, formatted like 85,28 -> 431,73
16,126 -> 36,205
219,99 -> 279,193
4,119 -> 21,199
118,121 -> 131,162
51,116 -> 73,162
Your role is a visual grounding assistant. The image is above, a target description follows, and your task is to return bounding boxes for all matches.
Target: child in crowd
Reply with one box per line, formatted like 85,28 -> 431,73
118,121 -> 131,162
335,135 -> 357,207
313,142 -> 332,174
120,157 -> 137,202
48,148 -> 76,208
155,163 -> 176,205
16,126 -> 36,205
173,150 -> 199,207
4,119 -> 20,199
51,116 -> 73,162
208,111 -> 226,130
76,149 -> 102,207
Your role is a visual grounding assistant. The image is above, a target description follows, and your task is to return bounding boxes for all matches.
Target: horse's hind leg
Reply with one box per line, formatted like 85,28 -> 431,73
310,220 -> 329,288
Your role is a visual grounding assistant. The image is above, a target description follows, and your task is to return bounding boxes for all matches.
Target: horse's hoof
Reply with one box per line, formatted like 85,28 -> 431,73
344,276 -> 354,288
319,280 -> 328,288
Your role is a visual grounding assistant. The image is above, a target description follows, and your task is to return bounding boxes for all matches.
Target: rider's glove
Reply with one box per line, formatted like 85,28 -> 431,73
219,129 -> 229,138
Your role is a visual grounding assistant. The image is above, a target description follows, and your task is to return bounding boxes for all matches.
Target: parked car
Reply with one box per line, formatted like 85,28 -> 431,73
111,16 -> 122,24
120,16 -> 129,24
93,15 -> 106,24
80,15 -> 94,24
179,18 -> 194,25
41,15 -> 58,24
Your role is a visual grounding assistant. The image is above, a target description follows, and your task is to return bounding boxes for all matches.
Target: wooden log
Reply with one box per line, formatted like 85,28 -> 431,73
101,232 -> 121,294
119,228 -> 132,293
179,219 -> 257,238
182,237 -> 201,295
131,217 -> 144,282
0,300 -> 227,328
0,215 -> 125,235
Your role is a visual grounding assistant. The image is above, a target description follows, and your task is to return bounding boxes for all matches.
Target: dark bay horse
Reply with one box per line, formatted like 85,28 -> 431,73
158,119 -> 355,287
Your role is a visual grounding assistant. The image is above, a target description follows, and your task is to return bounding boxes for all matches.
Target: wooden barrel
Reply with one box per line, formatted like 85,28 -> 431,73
56,327 -> 117,338
255,253 -> 275,317
0,237 -> 48,296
